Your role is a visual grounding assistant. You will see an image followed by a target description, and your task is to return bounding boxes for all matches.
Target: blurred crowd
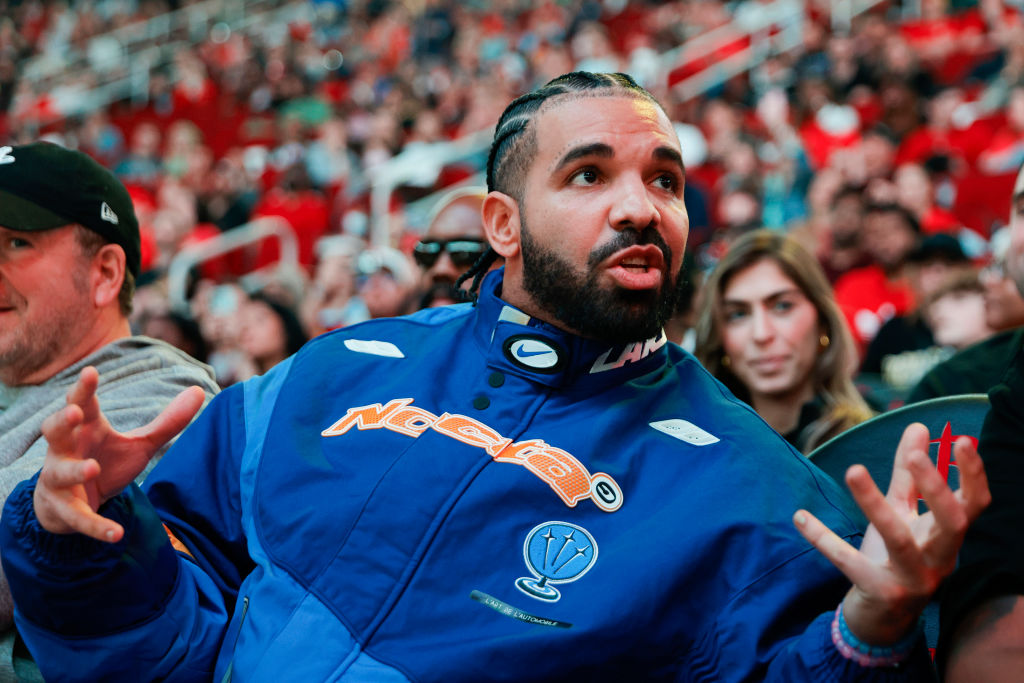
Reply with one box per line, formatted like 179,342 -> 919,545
3,0 -> 1024,398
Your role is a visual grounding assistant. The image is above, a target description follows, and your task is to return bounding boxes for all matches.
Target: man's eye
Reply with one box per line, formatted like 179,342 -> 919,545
569,168 -> 599,186
655,174 -> 678,191
7,237 -> 30,249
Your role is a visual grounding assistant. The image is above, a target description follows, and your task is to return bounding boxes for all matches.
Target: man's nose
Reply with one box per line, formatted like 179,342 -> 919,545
428,251 -> 459,281
609,175 -> 659,230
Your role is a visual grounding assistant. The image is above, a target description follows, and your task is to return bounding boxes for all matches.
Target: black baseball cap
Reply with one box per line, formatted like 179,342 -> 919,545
907,233 -> 968,265
0,142 -> 141,277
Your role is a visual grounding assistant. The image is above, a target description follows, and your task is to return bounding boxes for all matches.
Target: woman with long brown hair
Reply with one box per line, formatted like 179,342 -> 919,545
695,229 -> 872,453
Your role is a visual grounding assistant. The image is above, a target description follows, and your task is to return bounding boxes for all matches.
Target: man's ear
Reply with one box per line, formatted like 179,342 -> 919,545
482,191 -> 521,260
91,244 -> 126,308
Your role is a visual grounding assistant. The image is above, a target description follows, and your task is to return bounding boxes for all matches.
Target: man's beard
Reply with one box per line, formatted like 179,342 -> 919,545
0,266 -> 91,386
520,222 -> 685,345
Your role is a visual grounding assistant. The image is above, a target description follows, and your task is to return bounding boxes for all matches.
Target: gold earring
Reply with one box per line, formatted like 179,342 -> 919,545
721,354 -> 731,367
819,334 -> 830,349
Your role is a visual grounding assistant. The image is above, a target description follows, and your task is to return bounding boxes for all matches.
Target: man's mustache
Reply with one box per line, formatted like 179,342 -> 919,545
420,282 -> 464,307
587,224 -> 672,270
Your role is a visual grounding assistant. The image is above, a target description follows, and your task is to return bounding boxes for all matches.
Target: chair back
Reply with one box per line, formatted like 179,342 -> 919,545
809,394 -> 989,498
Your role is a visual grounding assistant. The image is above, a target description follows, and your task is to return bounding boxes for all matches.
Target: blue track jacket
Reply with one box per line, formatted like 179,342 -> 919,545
1,271 -> 935,681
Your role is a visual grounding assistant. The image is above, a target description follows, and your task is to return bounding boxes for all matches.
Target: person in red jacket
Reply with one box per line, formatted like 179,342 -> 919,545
834,203 -> 921,357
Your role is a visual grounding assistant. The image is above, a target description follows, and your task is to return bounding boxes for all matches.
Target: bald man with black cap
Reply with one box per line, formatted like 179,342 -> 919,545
0,142 -> 219,632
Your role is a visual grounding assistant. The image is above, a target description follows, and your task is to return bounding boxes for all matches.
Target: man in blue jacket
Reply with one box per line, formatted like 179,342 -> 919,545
1,73 -> 989,681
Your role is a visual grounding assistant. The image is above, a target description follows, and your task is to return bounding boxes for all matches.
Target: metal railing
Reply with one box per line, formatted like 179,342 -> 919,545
368,128 -> 493,247
166,216 -> 304,315
661,0 -> 806,102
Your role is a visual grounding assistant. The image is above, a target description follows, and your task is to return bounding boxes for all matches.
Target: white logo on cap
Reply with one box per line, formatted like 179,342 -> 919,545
100,202 -> 119,225
0,147 -> 14,165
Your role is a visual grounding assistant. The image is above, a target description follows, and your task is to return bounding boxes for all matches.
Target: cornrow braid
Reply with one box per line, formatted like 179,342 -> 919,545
455,247 -> 501,302
465,72 -> 664,302
484,90 -> 547,197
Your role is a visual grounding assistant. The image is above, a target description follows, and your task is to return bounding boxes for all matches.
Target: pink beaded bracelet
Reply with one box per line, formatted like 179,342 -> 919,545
830,603 -> 921,668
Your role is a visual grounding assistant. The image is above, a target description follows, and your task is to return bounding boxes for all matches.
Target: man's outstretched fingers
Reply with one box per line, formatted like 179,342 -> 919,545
40,405 -> 84,455
846,464 -> 923,571
954,437 -> 991,519
793,509 -> 872,587
65,367 -> 101,422
887,423 -> 929,506
39,457 -> 100,490
58,498 -> 124,543
136,385 -> 206,450
908,450 -> 968,563
34,470 -> 120,541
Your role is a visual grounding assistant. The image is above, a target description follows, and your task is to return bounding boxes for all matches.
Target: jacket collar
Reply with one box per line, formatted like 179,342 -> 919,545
471,269 -> 670,390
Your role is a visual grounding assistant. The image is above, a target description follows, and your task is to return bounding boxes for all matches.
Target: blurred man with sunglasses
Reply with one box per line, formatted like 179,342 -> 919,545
414,186 -> 496,308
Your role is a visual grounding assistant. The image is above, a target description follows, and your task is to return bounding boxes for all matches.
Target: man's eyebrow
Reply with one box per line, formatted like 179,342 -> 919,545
550,142 -> 686,176
552,143 -> 613,173
654,146 -> 685,175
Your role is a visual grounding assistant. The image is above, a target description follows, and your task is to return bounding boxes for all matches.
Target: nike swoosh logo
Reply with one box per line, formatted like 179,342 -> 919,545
516,348 -> 553,358
505,336 -> 563,371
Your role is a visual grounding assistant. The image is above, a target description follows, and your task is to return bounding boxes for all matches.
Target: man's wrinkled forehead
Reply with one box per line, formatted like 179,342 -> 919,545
535,92 -> 681,170
535,89 -> 670,133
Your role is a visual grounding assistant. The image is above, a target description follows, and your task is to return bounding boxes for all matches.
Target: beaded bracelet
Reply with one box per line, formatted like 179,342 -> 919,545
830,603 -> 921,668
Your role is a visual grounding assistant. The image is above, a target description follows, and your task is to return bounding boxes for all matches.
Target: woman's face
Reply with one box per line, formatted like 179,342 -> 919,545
238,299 -> 287,364
720,258 -> 821,401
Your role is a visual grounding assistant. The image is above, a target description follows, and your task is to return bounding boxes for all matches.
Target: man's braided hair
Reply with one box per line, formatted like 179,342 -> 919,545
455,71 -> 664,300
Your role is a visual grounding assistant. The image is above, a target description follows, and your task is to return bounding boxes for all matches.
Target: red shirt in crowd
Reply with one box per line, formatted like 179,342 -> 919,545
834,264 -> 916,357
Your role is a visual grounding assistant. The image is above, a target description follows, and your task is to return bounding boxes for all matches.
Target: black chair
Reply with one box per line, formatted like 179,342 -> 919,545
809,394 -> 990,500
807,393 -> 991,661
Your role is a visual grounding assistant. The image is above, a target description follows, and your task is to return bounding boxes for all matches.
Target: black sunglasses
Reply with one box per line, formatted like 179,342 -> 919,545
413,239 -> 487,269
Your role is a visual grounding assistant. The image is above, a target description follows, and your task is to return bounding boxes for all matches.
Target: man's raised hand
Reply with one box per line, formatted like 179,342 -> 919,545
33,366 -> 206,543
794,422 -> 991,645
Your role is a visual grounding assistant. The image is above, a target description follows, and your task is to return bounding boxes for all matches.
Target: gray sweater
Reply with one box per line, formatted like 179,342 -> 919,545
0,336 -> 219,630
